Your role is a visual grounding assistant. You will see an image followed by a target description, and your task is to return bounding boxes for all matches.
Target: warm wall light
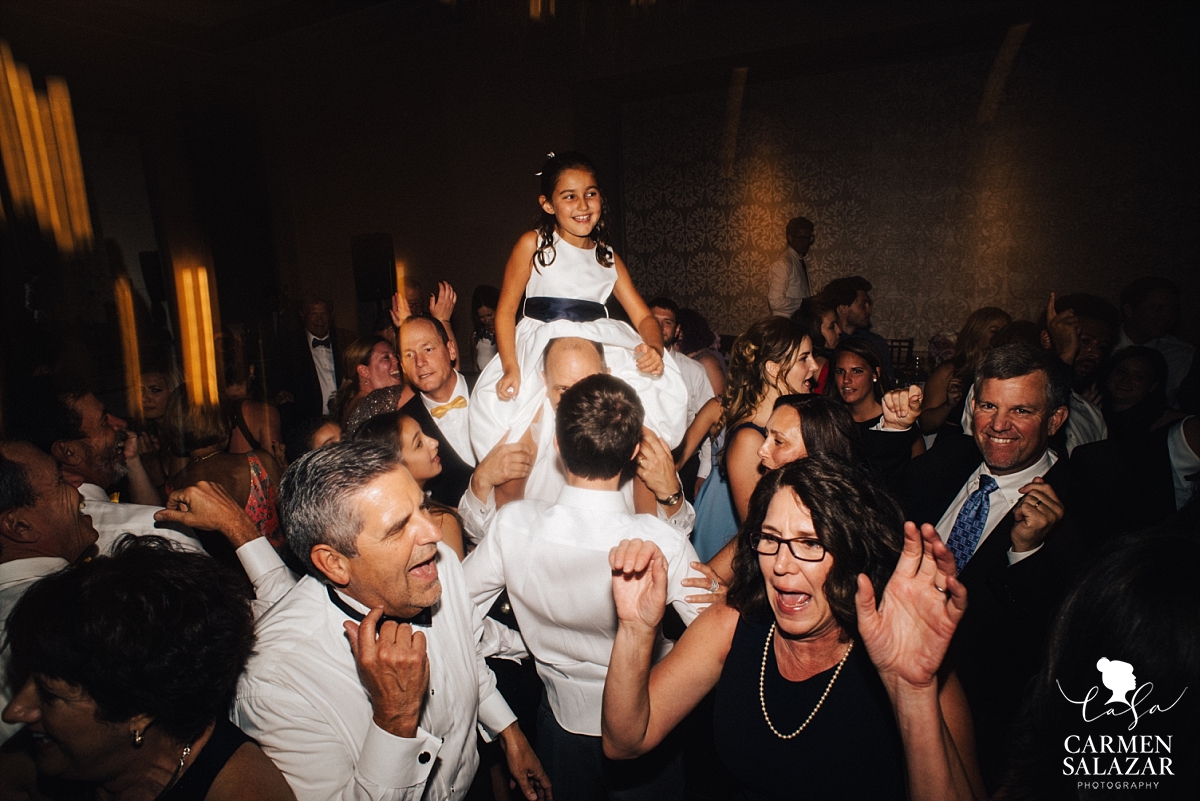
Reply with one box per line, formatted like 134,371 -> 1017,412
114,275 -> 143,420
529,0 -> 555,21
977,23 -> 1031,125
176,266 -> 220,406
0,41 -> 93,254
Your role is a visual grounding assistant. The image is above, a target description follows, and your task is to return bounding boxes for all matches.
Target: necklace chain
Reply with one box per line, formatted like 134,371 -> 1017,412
758,622 -> 853,740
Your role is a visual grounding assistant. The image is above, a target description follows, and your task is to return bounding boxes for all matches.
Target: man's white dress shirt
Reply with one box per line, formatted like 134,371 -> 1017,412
462,485 -> 702,736
767,246 -> 811,318
1114,329 -> 1195,408
0,556 -> 69,745
458,398 -> 696,545
934,450 -> 1057,566
234,543 -> 515,801
1167,416 -> 1199,510
79,483 -> 204,555
421,371 -> 475,466
307,330 -> 338,415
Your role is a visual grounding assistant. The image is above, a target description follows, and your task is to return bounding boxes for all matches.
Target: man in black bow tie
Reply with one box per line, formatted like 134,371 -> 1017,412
233,440 -> 549,800
275,299 -> 354,433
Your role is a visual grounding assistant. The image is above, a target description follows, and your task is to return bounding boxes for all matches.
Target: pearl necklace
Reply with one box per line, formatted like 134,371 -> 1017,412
758,622 -> 853,739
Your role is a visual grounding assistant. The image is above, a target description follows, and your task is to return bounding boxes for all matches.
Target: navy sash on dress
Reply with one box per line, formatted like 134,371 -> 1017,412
523,296 -> 608,323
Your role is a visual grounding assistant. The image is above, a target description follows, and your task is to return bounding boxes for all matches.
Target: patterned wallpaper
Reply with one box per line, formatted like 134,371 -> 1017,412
619,37 -> 1198,346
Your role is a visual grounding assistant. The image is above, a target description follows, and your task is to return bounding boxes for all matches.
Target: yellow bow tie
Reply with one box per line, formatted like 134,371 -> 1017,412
430,396 -> 467,419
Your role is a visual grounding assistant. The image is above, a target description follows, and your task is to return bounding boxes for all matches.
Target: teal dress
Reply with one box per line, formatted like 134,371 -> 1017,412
691,423 -> 765,562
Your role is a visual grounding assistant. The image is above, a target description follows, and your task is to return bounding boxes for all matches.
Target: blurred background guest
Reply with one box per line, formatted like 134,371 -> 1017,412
162,389 -> 283,558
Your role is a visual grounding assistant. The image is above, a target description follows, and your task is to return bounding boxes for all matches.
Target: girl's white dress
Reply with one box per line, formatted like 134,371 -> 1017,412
469,233 -> 688,460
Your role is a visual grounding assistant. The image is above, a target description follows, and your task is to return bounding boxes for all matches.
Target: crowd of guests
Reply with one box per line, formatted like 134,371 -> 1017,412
2,184 -> 1198,799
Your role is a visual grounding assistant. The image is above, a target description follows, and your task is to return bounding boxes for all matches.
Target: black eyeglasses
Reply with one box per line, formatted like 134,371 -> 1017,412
749,532 -> 827,562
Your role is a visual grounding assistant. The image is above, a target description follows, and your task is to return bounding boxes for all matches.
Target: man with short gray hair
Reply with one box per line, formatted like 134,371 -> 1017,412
234,441 -> 548,800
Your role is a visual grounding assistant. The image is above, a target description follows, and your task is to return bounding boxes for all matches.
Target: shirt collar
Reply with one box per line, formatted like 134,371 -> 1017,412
78,483 -> 110,502
0,556 -> 70,590
554,484 -> 629,512
421,371 -> 467,409
978,449 -> 1058,509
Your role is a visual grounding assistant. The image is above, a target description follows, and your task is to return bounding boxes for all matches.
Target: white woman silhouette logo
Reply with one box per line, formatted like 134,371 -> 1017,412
1096,657 -> 1137,707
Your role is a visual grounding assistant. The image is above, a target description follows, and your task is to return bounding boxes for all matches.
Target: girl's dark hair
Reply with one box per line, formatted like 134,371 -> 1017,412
1003,530 -> 1199,799
826,338 -> 891,404
285,415 -> 338,463
772,394 -> 867,465
534,151 -> 613,270
352,410 -> 406,454
5,535 -> 255,743
725,454 -> 903,641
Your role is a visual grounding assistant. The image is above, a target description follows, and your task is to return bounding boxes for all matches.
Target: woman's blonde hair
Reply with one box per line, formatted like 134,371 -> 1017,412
951,307 -> 1011,375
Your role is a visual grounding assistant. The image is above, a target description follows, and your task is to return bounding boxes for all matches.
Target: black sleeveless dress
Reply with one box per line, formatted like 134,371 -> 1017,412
713,614 -> 907,801
159,717 -> 255,801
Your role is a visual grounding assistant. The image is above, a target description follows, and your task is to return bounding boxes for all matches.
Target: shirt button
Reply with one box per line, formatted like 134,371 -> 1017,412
418,751 -> 431,764
429,688 -> 435,696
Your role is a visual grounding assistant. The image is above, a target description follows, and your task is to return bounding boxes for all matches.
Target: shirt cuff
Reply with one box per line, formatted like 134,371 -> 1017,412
359,720 -> 442,790
1007,544 -> 1043,565
870,420 -> 913,432
236,537 -> 286,583
476,686 -> 517,743
458,486 -> 496,546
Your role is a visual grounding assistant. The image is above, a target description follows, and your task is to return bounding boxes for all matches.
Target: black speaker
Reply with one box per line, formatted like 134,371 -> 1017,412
351,233 -> 395,302
138,250 -> 167,304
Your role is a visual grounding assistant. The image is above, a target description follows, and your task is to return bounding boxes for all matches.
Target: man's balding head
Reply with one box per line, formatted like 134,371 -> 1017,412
0,441 -> 98,563
542,338 -> 606,410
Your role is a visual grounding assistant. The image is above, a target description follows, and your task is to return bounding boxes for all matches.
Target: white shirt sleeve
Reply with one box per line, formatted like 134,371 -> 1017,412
767,257 -> 791,317
458,486 -> 495,547
235,537 -> 298,619
234,687 -> 443,801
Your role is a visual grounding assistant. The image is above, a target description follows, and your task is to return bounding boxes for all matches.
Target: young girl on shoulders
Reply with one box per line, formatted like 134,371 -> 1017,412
469,152 -> 687,459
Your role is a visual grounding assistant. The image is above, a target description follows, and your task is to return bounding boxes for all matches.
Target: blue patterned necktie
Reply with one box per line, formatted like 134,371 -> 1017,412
946,474 -> 999,571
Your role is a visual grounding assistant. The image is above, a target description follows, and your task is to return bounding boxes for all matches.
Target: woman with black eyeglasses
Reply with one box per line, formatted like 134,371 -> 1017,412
602,455 -> 986,801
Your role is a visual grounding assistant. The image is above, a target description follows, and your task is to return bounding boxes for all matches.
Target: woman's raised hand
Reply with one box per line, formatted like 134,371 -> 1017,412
855,522 -> 965,691
610,539 -> 668,633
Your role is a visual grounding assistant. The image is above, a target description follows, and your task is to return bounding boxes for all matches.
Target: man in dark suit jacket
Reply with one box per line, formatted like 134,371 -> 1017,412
901,343 -> 1085,792
275,300 -> 354,433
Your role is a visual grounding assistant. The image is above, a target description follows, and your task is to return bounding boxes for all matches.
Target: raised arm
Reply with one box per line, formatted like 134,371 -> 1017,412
726,425 -> 766,521
495,232 -> 538,399
674,397 -> 723,471
603,539 -> 734,759
612,255 -> 665,376
855,522 -> 983,801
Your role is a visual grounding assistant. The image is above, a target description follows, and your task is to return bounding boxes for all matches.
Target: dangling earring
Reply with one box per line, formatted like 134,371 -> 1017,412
131,729 -> 144,748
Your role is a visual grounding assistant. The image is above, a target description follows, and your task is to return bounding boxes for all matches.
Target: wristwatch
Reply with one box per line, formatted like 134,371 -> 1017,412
655,487 -> 683,506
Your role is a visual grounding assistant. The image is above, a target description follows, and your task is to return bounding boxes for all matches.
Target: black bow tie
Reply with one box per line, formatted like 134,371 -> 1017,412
312,337 -> 331,348
327,585 -> 432,629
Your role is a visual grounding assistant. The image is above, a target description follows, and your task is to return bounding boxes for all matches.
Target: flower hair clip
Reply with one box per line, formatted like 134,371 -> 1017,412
535,151 -> 556,176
